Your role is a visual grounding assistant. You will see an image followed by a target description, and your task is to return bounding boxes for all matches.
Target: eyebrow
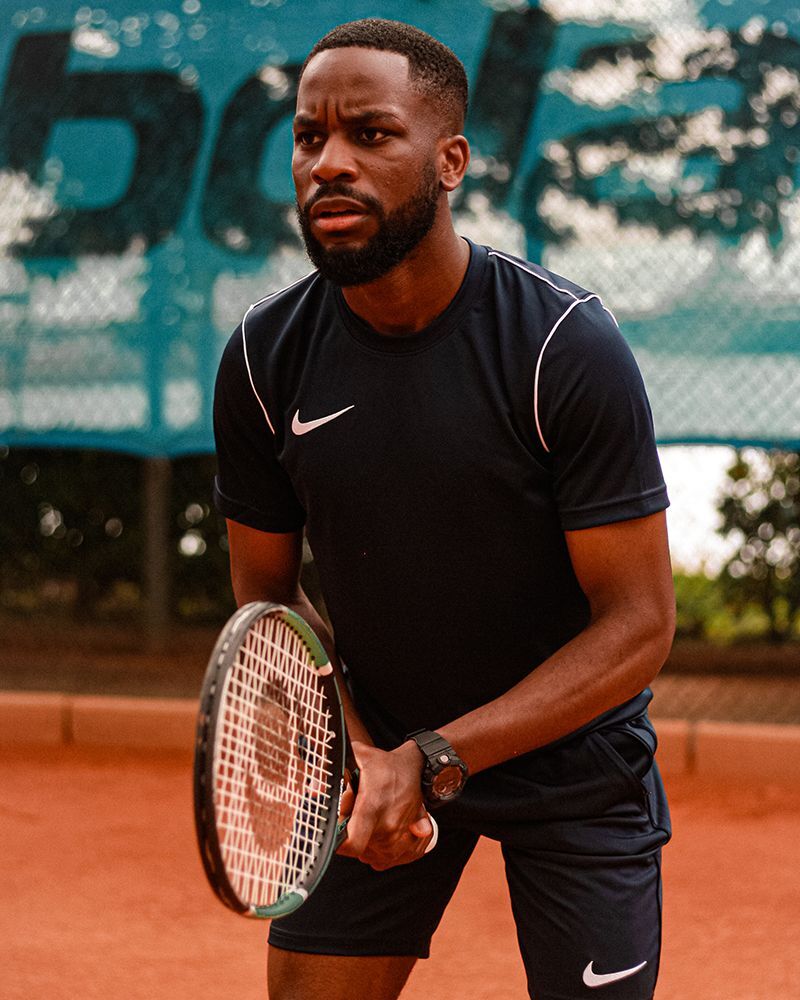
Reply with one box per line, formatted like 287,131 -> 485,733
292,109 -> 405,129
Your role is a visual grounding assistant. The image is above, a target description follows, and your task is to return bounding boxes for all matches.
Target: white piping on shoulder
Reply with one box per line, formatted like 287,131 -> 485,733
488,249 -> 583,301
488,249 -> 619,326
240,271 -> 315,436
533,294 -> 600,454
487,250 -> 614,454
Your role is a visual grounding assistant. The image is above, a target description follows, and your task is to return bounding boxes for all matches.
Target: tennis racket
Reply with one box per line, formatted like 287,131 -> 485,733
193,601 -> 355,919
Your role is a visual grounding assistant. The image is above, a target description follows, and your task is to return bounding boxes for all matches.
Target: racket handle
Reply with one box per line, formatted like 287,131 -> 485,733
334,767 -> 359,848
335,801 -> 439,855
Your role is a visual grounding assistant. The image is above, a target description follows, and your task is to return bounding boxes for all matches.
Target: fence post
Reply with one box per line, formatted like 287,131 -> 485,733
143,456 -> 172,648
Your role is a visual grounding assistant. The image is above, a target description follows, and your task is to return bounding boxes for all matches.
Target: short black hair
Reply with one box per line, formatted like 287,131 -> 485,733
301,19 -> 468,133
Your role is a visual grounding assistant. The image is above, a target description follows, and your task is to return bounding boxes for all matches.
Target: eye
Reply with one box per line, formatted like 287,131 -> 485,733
294,131 -> 322,148
358,127 -> 389,144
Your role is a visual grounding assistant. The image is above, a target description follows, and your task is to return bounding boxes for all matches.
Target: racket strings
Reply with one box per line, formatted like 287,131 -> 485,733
213,614 -> 336,907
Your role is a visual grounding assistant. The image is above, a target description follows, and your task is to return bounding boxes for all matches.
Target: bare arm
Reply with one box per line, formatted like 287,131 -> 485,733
342,510 -> 674,868
226,518 -> 373,745
437,510 -> 676,774
227,511 -> 674,868
225,518 -> 434,865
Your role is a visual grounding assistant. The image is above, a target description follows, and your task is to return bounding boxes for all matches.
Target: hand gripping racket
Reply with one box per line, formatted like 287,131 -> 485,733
193,601 -> 355,919
193,601 -> 439,920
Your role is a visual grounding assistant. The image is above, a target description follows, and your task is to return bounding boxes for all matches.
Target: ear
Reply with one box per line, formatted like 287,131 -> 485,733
437,134 -> 470,193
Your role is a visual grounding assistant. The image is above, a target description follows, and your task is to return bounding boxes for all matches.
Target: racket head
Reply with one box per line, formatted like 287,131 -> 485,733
193,602 -> 347,919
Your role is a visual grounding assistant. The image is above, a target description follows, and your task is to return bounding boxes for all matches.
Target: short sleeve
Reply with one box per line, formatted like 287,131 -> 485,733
536,297 -> 669,530
212,326 -> 306,532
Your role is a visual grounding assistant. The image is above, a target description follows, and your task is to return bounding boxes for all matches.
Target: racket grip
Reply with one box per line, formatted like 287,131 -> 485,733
334,766 -> 359,848
334,819 -> 349,849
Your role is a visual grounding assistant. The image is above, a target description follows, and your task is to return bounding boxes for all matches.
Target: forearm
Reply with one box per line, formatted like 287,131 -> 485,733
237,578 -> 374,748
273,596 -> 430,866
437,608 -> 673,777
282,590 -> 375,747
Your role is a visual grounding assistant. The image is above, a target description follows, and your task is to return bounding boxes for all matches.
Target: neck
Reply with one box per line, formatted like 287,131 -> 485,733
340,217 -> 470,336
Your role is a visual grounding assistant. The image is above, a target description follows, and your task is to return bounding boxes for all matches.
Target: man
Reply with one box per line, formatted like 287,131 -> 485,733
213,18 -> 675,1000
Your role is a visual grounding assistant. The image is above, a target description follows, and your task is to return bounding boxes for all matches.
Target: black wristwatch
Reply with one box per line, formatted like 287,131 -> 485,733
406,729 -> 469,808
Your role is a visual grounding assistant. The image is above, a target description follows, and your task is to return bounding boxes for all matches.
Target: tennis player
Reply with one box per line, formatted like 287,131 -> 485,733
213,19 -> 675,1000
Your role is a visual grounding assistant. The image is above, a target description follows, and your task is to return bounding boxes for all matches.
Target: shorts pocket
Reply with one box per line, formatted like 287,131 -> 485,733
590,716 -> 658,814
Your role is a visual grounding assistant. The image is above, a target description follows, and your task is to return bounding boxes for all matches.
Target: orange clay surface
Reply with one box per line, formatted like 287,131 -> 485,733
3,745 -> 799,1000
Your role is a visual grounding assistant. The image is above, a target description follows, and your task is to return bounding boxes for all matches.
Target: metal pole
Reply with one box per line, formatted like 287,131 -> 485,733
143,456 -> 172,649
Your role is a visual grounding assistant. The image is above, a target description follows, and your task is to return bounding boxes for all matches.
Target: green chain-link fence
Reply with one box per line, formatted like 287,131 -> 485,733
1,2 -> 799,699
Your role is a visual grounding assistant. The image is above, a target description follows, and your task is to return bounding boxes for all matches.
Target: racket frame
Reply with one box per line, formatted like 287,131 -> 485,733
193,601 -> 349,919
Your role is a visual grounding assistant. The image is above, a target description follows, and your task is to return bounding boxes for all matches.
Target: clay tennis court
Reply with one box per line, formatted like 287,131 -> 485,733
3,739 -> 798,1000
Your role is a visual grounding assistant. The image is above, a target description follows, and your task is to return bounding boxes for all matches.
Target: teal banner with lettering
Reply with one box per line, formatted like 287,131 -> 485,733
1,0 -> 798,454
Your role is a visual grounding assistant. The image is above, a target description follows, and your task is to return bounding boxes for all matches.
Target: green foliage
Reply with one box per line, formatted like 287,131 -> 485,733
672,572 -> 777,644
673,573 -> 724,639
717,449 -> 800,641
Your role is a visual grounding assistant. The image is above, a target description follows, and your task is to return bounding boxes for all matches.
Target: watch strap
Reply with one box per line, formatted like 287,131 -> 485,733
405,728 -> 455,762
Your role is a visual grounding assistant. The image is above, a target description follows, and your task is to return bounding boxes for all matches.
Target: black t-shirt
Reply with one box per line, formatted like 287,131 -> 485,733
213,241 -> 669,736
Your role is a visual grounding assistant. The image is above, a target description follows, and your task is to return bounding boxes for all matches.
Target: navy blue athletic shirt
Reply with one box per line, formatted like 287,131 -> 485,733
213,240 -> 669,738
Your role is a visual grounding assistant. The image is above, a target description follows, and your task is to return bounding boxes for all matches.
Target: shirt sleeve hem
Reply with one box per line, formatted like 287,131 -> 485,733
559,486 -> 669,531
213,481 -> 306,533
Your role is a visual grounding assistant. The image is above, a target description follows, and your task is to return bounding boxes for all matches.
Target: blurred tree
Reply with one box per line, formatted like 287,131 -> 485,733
0,448 -> 233,621
718,449 -> 800,641
170,453 -> 233,622
1,448 -> 322,625
171,453 -> 325,621
0,447 -> 141,616
672,573 -> 725,640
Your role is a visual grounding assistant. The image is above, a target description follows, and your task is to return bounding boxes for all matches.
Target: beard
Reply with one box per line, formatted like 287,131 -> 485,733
296,162 -> 440,287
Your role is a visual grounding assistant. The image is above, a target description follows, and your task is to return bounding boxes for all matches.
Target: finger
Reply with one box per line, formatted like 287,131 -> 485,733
337,792 -> 382,857
346,817 -> 423,865
336,817 -> 372,857
365,819 -> 438,870
365,840 -> 431,871
424,814 -> 439,853
334,781 -> 359,855
408,812 -> 438,852
336,836 -> 358,857
408,814 -> 432,839
339,784 -> 356,819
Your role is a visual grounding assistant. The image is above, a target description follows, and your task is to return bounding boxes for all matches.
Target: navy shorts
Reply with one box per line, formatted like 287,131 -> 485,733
268,711 -> 671,1000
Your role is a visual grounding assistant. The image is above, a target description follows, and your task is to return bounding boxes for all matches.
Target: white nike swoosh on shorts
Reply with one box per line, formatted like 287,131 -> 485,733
582,960 -> 648,988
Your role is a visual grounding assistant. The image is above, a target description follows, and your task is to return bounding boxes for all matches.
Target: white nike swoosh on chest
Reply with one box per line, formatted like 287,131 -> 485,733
291,405 -> 355,435
582,960 -> 647,988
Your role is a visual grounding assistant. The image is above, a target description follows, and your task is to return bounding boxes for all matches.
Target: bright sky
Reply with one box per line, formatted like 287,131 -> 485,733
659,444 -> 738,576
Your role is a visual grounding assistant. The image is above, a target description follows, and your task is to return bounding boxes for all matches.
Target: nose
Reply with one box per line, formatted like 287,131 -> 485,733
309,134 -> 358,185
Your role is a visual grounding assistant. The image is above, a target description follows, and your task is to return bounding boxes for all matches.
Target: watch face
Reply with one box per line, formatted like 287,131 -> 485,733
431,765 -> 465,799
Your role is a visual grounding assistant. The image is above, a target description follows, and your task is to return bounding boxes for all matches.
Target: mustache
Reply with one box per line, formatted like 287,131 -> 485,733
301,184 -> 382,216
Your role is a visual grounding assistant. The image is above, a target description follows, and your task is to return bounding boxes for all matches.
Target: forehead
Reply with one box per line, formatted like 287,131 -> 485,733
297,46 -> 425,118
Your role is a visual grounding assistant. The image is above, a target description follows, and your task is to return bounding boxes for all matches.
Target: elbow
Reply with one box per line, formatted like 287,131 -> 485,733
636,596 -> 676,686
595,591 -> 675,691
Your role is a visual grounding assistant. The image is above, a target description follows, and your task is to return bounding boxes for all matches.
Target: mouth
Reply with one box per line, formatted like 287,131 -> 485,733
309,198 -> 370,234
